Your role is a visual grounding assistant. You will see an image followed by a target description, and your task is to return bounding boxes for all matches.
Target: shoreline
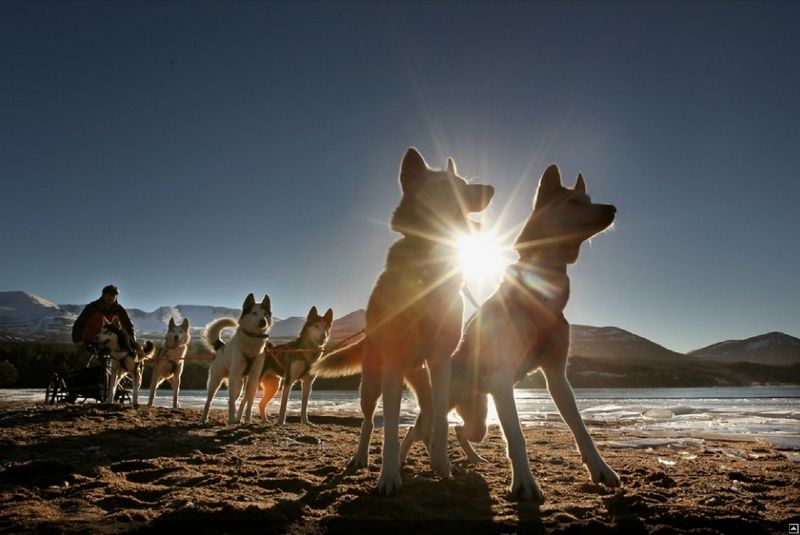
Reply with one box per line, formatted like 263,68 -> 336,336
1,401 -> 799,533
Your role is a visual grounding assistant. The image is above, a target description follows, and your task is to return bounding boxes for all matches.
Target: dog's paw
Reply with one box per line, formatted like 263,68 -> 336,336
377,466 -> 402,496
430,452 -> 452,479
587,460 -> 621,487
465,452 -> 489,464
346,453 -> 369,471
511,474 -> 545,503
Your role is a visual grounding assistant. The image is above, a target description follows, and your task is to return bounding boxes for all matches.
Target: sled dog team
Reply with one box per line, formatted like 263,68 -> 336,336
108,148 -> 621,502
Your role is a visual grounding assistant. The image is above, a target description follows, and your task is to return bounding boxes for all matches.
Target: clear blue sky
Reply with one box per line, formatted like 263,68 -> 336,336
1,2 -> 798,353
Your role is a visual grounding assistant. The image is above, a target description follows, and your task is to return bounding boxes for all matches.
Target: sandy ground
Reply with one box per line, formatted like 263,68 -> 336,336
0,401 -> 798,534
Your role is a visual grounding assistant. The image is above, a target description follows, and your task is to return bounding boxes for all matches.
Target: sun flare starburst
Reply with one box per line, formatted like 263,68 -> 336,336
456,230 -> 512,287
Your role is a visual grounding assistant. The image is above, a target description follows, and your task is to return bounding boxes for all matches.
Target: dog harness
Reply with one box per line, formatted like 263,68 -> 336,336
263,340 -> 320,382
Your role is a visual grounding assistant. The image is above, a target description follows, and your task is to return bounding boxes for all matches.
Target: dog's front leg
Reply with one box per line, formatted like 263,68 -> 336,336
107,362 -> 123,404
492,383 -> 544,502
240,356 -> 264,424
300,375 -> 314,425
228,374 -> 244,424
132,363 -> 141,406
172,366 -> 182,409
147,368 -> 160,407
427,357 -> 453,478
543,367 -> 620,487
377,366 -> 404,495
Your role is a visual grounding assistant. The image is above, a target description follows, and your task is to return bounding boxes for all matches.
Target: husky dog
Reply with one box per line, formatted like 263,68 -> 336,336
403,165 -> 620,502
201,293 -> 272,424
95,317 -> 155,405
312,148 -> 494,494
147,318 -> 190,408
254,306 -> 333,425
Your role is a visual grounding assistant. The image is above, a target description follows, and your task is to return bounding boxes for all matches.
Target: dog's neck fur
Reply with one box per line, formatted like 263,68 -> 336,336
385,235 -> 457,284
162,341 -> 188,359
234,328 -> 268,359
506,255 -> 571,316
296,328 -> 327,351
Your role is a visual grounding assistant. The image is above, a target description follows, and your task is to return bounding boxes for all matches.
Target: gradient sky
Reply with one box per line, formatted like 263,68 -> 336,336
1,2 -> 798,353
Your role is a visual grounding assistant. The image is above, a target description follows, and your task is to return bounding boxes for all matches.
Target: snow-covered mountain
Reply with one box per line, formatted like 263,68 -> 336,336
688,332 -> 800,366
0,291 -> 77,340
60,304 -> 243,337
0,291 -> 364,343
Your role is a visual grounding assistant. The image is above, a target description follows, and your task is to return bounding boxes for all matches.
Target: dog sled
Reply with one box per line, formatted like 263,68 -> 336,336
44,346 -> 133,404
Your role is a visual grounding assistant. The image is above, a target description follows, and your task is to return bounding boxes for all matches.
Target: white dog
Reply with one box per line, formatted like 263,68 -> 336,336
201,293 -> 272,424
147,317 -> 190,408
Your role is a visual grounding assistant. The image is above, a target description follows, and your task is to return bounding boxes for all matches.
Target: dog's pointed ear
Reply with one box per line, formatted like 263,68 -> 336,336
181,318 -> 189,330
534,164 -> 563,207
399,147 -> 428,194
261,294 -> 271,313
323,308 -> 333,325
102,317 -> 110,326
308,306 -> 318,319
243,293 -> 256,312
111,317 -> 122,328
446,157 -> 457,176
168,317 -> 176,330
574,173 -> 586,193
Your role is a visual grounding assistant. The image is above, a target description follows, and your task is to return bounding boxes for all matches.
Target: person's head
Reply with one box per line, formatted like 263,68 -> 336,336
101,285 -> 118,307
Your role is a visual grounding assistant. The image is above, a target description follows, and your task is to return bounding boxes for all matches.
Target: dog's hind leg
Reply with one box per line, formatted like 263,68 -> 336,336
276,378 -> 292,425
399,367 -> 432,466
348,365 -> 381,470
455,425 -> 487,464
542,363 -> 620,487
299,375 -> 315,425
492,381 -> 544,502
201,368 -> 222,423
202,362 -> 224,423
259,375 -> 280,421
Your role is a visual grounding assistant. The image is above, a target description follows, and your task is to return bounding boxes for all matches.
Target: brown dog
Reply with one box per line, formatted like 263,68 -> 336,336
401,164 -> 621,501
313,148 -> 494,494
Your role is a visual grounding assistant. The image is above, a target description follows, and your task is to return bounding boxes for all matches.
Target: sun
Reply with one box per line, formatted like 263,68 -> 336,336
456,230 -> 511,287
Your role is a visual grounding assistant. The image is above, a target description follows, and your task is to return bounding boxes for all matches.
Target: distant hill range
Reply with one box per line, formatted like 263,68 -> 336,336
688,332 -> 800,366
1,291 -> 799,388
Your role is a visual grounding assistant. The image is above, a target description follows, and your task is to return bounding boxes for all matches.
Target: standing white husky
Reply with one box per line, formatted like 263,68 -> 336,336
201,293 -> 272,424
147,317 -> 190,409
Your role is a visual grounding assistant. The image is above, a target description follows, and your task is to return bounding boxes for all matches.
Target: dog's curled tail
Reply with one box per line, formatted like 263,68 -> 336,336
140,341 -> 156,359
203,318 -> 238,352
311,337 -> 365,378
